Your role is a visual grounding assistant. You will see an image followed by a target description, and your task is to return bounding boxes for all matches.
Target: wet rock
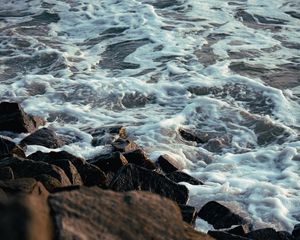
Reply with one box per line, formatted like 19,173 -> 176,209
166,171 -> 203,185
0,157 -> 71,191
0,167 -> 14,180
0,102 -> 45,133
227,225 -> 250,237
32,11 -> 60,24
0,136 -> 25,158
20,128 -> 65,148
292,224 -> 300,238
90,152 -> 128,173
78,163 -> 107,187
0,178 -> 48,196
246,228 -> 280,240
285,11 -> 300,20
112,138 -> 139,152
50,160 -> 83,185
178,205 -> 198,226
277,231 -> 294,240
208,230 -> 250,240
198,201 -> 248,229
157,154 -> 184,173
123,149 -> 156,170
179,128 -> 207,144
0,194 -> 52,240
109,164 -> 189,204
48,186 -> 210,240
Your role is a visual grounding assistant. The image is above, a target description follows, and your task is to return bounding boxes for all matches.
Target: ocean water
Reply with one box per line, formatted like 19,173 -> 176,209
1,0 -> 300,232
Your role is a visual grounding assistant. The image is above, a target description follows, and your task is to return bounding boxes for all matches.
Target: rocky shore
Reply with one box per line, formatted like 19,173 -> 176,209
0,102 -> 299,240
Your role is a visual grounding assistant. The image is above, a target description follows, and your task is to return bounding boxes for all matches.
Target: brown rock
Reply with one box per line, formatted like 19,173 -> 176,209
20,128 -> 65,148
109,164 -> 189,204
198,201 -> 248,229
0,194 -> 52,240
123,149 -> 156,170
157,154 -> 184,173
78,163 -> 107,187
0,102 -> 45,133
166,171 -> 204,185
0,166 -> 14,180
112,138 -> 139,152
48,186 -> 211,240
0,136 -> 25,158
0,157 -> 71,191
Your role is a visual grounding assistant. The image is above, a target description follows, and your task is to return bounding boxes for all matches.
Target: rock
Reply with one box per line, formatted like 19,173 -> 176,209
109,164 -> 189,204
166,171 -> 204,185
48,186 -> 211,240
20,128 -> 65,148
198,201 -> 248,229
0,102 -> 45,133
292,224 -> 300,238
227,225 -> 250,237
0,157 -> 71,191
123,149 -> 156,170
178,205 -> 198,226
0,194 -> 52,240
85,125 -> 127,146
179,128 -> 206,144
157,154 -> 183,173
112,138 -> 139,152
90,152 -> 128,173
0,178 -> 48,196
0,136 -> 25,158
0,167 -> 14,180
277,231 -> 294,240
208,230 -> 251,240
246,228 -> 283,240
28,151 -> 106,187
184,223 -> 215,240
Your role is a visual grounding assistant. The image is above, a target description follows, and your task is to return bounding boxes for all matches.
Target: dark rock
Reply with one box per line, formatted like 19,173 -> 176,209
0,178 -> 48,196
179,128 -> 206,144
277,231 -> 294,240
28,151 -> 106,187
198,201 -> 248,229
0,157 -> 71,191
292,224 -> 300,238
166,171 -> 203,185
178,205 -> 198,226
157,154 -> 183,173
123,149 -> 156,170
51,185 -> 81,193
0,102 -> 45,133
208,230 -> 251,240
112,138 -> 139,152
0,194 -> 52,240
0,167 -> 14,180
0,136 -> 25,158
48,186 -> 212,240
227,225 -> 250,237
32,11 -> 60,24
90,152 -> 128,173
109,164 -> 189,204
20,128 -> 65,148
246,228 -> 280,240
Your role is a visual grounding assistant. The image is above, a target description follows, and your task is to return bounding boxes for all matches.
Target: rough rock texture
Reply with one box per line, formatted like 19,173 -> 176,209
246,228 -> 281,240
198,201 -> 248,229
0,136 -> 25,158
0,194 -> 52,240
179,128 -> 207,144
123,149 -> 156,170
20,128 -> 65,148
178,204 -> 198,226
0,102 -> 45,133
90,152 -> 128,173
292,224 -> 300,238
50,160 -> 83,185
227,225 -> 250,237
166,171 -> 204,185
109,164 -> 189,204
208,230 -> 250,240
112,138 -> 139,152
48,186 -> 212,240
0,167 -> 14,180
0,157 -> 71,191
157,154 -> 184,173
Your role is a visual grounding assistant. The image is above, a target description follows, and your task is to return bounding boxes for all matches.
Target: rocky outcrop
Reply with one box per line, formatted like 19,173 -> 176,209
0,102 -> 45,133
48,186 -> 212,240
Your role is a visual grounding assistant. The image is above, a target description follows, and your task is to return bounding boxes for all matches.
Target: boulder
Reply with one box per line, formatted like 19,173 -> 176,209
166,171 -> 203,185
246,228 -> 281,240
157,154 -> 183,173
112,138 -> 139,152
179,128 -> 206,144
90,152 -> 128,173
48,186 -> 211,240
292,224 -> 300,238
0,167 -> 14,180
0,194 -> 52,240
0,136 -> 25,158
0,157 -> 71,191
123,149 -> 156,170
0,102 -> 45,133
20,128 -> 65,148
277,231 -> 294,240
178,204 -> 198,226
109,164 -> 189,204
198,201 -> 248,229
227,225 -> 250,237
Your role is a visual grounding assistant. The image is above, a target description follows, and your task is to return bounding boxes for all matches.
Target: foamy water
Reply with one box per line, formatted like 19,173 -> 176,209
1,0 -> 300,232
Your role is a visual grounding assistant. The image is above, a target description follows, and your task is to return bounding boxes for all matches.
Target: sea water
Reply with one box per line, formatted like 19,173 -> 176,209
0,0 -> 300,232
